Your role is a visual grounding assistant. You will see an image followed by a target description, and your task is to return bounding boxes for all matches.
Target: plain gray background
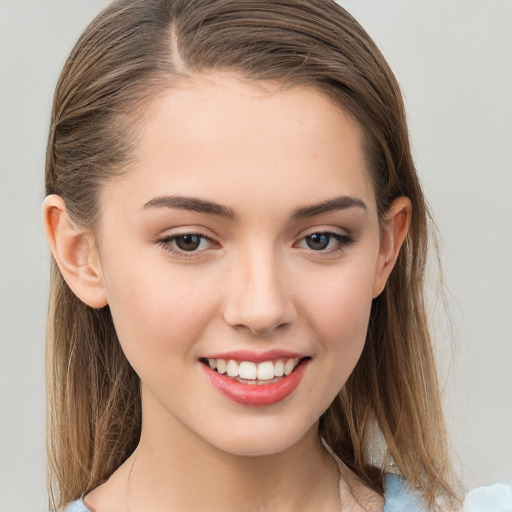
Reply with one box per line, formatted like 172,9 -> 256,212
0,1 -> 511,510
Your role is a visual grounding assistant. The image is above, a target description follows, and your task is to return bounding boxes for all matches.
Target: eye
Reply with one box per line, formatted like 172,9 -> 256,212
157,233 -> 216,254
296,232 -> 354,252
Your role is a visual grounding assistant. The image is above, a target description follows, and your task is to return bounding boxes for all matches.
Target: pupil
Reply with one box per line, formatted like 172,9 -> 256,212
306,233 -> 330,250
176,235 -> 201,251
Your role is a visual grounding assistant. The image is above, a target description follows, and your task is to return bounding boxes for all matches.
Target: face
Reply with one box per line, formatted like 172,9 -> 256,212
93,74 -> 392,457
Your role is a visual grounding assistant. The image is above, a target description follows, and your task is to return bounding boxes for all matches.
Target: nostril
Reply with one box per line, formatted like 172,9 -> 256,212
224,316 -> 293,337
244,320 -> 293,337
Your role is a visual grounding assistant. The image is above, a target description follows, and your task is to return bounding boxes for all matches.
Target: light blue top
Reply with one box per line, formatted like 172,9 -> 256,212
382,473 -> 427,511
64,474 -> 512,511
463,481 -> 512,512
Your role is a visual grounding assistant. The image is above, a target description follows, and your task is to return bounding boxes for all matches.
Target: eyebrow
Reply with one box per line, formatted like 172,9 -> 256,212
143,195 -> 235,217
290,196 -> 367,220
142,194 -> 366,220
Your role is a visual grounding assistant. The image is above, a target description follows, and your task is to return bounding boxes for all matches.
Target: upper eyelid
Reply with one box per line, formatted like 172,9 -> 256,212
159,232 -> 211,240
155,224 -> 216,236
153,225 -> 222,246
295,226 -> 351,239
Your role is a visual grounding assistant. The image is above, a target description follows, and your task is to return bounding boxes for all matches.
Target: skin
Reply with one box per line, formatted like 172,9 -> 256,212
43,74 -> 410,512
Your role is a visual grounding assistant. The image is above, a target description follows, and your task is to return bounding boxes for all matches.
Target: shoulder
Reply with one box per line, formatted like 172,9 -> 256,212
62,500 -> 91,512
463,480 -> 512,512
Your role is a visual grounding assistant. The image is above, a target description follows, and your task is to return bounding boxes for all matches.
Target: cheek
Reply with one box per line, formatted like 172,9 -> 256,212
101,253 -> 221,369
290,264 -> 376,426
298,258 -> 377,371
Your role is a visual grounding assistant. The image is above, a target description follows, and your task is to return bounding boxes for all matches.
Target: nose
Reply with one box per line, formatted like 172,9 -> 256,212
223,247 -> 297,336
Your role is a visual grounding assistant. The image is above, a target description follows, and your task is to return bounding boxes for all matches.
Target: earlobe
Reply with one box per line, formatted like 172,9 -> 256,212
372,197 -> 412,298
42,194 -> 108,308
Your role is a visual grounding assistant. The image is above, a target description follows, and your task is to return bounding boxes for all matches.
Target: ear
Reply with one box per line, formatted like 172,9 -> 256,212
372,197 -> 412,298
43,194 -> 108,308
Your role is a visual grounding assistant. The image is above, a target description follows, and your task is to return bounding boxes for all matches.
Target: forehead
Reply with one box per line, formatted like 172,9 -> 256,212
102,73 -> 376,218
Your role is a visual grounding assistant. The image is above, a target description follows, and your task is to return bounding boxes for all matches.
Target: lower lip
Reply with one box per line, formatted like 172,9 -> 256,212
201,359 -> 309,407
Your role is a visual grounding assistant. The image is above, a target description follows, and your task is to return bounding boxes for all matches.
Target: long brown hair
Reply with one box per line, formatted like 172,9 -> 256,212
45,0 -> 459,509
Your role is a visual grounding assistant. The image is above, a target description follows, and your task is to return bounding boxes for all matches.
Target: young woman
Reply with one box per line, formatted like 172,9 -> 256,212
43,0 -> 465,510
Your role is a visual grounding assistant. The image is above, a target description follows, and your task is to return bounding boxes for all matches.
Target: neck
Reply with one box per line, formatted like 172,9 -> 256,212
85,388 -> 342,512
127,418 -> 339,512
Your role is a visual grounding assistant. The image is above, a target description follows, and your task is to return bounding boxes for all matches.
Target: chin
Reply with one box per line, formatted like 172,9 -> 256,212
202,417 -> 319,458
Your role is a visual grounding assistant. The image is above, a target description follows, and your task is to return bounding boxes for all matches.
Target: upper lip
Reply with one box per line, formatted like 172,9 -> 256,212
203,349 -> 308,363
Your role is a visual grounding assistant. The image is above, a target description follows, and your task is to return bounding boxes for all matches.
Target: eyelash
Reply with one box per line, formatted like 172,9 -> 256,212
156,233 -> 217,258
294,231 -> 355,253
156,231 -> 354,258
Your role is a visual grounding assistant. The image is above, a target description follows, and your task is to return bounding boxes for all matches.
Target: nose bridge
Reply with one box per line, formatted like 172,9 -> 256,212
223,240 -> 296,335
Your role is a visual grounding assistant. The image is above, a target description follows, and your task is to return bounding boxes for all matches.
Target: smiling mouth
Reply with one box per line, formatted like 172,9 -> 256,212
200,357 -> 308,385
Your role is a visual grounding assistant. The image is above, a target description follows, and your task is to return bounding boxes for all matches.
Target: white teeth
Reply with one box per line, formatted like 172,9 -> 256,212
216,359 -> 227,374
226,360 -> 239,377
238,361 -> 257,379
274,359 -> 284,377
207,357 -> 301,381
284,358 -> 298,376
257,361 -> 275,380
